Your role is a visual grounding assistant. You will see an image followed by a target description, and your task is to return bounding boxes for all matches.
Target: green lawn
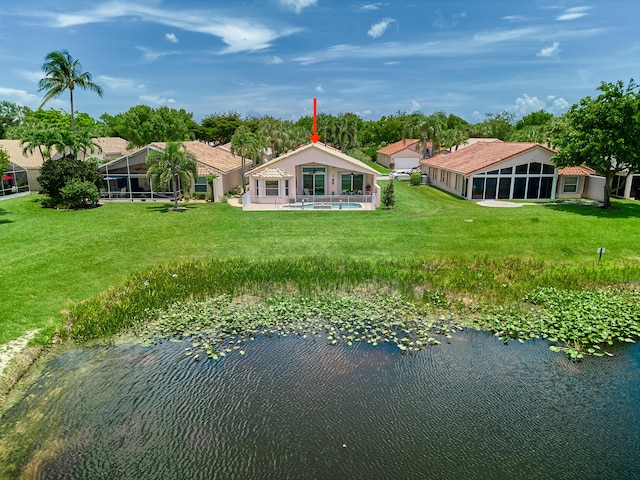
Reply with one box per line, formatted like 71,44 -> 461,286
2,183 -> 640,344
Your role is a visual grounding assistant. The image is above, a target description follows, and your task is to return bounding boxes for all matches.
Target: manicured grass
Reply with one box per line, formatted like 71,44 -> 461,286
1,184 -> 640,344
363,160 -> 391,174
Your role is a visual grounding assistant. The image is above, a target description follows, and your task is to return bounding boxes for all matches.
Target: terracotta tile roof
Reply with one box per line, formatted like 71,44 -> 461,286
558,165 -> 596,176
456,138 -> 502,149
377,139 -> 421,155
420,142 -> 556,175
152,140 -> 243,174
0,139 -> 48,169
92,137 -> 129,156
253,167 -> 294,179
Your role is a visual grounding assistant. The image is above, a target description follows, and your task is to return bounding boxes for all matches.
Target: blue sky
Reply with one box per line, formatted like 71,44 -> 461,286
1,0 -> 638,123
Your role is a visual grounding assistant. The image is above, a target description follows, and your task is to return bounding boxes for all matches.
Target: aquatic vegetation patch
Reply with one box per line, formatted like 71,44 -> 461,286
142,293 -> 461,361
477,287 -> 640,359
62,257 -> 640,359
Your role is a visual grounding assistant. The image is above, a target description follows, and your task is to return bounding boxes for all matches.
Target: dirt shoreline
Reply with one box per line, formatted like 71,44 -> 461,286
0,331 -> 38,376
0,331 -> 45,413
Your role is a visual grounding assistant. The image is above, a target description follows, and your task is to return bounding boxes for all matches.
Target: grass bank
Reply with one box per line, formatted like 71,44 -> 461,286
2,182 -> 640,347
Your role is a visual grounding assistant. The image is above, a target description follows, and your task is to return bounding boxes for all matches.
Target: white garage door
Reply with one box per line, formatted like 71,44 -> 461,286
393,157 -> 420,170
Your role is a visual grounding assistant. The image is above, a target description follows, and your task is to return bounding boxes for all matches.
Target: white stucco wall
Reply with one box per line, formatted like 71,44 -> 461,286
584,176 -> 605,202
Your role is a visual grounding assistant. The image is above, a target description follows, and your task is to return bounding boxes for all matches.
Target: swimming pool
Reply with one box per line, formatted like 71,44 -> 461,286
281,202 -> 363,210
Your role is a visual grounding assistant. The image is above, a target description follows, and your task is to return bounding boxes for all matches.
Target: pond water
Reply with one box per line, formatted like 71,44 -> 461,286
1,330 -> 639,479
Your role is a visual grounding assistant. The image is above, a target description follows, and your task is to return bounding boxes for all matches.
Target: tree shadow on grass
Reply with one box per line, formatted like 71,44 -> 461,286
0,207 -> 14,224
145,203 -> 198,213
545,200 -> 640,219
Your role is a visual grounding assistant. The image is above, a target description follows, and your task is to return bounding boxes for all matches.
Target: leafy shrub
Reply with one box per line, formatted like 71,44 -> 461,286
60,179 -> 99,209
194,192 -> 206,200
37,157 -> 101,206
410,172 -> 422,186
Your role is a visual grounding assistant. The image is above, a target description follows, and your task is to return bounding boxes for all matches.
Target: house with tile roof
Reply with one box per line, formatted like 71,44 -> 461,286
0,137 -> 130,198
0,139 -> 46,196
420,141 -> 559,200
98,140 -> 247,201
556,165 -> 598,200
376,139 -> 426,170
244,142 -> 381,210
88,137 -> 129,161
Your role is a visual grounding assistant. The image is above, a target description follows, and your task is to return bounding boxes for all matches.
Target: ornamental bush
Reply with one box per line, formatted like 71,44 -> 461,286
37,157 -> 102,208
410,172 -> 422,186
60,179 -> 99,209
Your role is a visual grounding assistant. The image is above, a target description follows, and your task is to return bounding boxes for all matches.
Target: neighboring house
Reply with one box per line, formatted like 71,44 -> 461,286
556,166 -> 597,200
420,141 -> 559,200
0,139 -> 47,195
610,171 -> 640,201
88,137 -> 129,161
0,137 -> 130,198
376,139 -> 425,170
244,142 -> 381,210
559,167 -> 640,202
456,138 -> 502,150
98,140 -> 248,201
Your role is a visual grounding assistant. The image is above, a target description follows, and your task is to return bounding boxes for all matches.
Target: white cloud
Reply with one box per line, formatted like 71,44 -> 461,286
502,15 -> 528,22
40,2 -> 300,54
410,100 -> 421,112
548,96 -> 570,112
472,27 -> 537,45
17,70 -> 43,84
556,6 -> 593,21
433,10 -> 466,30
513,94 -> 546,115
368,18 -> 395,38
295,27 -> 537,65
139,95 -> 176,105
510,93 -> 570,116
165,33 -> 179,44
280,0 -> 317,14
359,3 -> 385,11
384,61 -> 399,65
537,42 -> 560,57
315,85 -> 324,93
136,46 -> 181,62
267,56 -> 284,64
96,75 -> 145,92
0,87 -> 40,107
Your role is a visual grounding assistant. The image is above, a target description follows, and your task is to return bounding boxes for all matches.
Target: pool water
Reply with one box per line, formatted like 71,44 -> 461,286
281,202 -> 362,210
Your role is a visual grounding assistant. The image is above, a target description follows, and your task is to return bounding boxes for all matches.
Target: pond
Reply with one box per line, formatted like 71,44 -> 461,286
1,330 -> 639,479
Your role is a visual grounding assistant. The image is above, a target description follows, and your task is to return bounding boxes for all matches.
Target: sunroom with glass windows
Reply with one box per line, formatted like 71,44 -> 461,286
421,142 -> 559,201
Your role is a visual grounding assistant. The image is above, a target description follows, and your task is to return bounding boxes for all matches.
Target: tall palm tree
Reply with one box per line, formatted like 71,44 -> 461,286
231,126 -> 262,193
38,50 -> 104,133
146,142 -> 198,209
258,116 -> 289,160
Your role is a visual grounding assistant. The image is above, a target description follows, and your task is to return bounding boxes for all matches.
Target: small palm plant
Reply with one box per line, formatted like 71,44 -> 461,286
146,142 -> 198,210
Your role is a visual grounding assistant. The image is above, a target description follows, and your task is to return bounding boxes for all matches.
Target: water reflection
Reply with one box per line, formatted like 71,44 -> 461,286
1,330 -> 639,479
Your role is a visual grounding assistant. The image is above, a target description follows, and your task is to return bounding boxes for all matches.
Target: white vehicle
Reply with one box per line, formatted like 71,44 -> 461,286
388,170 -> 412,180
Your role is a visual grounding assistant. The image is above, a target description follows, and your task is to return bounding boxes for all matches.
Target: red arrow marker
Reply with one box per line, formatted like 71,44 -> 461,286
309,98 -> 321,143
